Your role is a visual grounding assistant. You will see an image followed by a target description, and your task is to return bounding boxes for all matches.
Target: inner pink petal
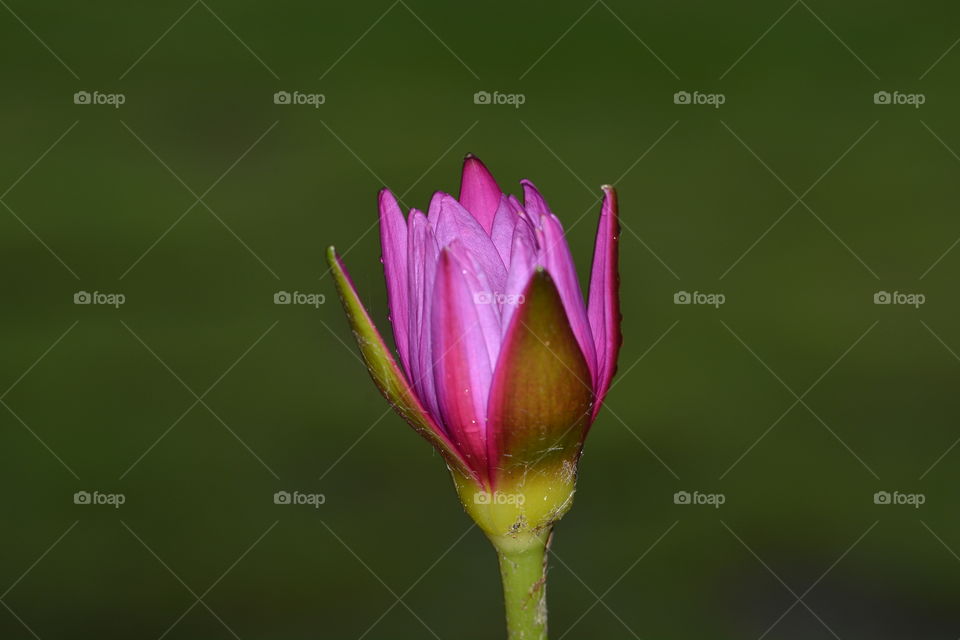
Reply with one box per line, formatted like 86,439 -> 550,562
432,193 -> 508,294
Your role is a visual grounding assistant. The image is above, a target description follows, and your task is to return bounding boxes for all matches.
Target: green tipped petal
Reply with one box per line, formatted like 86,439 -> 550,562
488,268 -> 594,482
463,269 -> 594,544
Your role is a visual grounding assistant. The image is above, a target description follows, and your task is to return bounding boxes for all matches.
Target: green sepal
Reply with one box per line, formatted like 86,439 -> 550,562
326,246 -> 475,481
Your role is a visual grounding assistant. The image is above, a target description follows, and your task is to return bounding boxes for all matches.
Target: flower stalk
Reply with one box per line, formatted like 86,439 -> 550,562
496,529 -> 551,640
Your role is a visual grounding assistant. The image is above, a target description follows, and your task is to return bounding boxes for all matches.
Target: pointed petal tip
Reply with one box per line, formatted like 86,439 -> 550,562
431,189 -> 453,204
600,185 -> 618,219
520,179 -> 553,217
459,156 -> 501,233
378,188 -> 401,211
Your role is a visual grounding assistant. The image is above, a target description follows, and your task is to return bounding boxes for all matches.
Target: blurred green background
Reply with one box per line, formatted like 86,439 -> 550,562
1,1 -> 959,638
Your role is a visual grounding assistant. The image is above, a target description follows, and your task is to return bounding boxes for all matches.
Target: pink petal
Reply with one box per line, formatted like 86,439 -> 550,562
489,195 -> 520,266
407,210 -> 441,422
447,239 -> 502,372
587,186 -> 622,419
427,191 -> 443,226
500,221 -> 537,336
458,154 -> 502,234
433,192 -> 507,294
537,213 -> 597,382
521,179 -> 552,217
378,189 -> 410,374
431,249 -> 495,477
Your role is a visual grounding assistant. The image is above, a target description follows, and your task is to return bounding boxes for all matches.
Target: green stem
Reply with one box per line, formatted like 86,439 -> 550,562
495,529 -> 551,640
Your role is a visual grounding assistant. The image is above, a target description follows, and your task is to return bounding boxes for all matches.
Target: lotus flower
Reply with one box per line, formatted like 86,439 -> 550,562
327,155 -> 620,639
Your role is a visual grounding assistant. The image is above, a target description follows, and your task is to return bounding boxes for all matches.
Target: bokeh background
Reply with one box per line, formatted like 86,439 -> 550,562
1,1 -> 959,638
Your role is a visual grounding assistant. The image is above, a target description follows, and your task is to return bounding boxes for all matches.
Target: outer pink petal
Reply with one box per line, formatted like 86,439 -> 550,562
378,189 -> 410,373
458,154 -> 502,234
587,186 -> 622,419
538,213 -> 597,382
407,210 -> 441,422
432,249 -> 494,479
433,193 -> 507,294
